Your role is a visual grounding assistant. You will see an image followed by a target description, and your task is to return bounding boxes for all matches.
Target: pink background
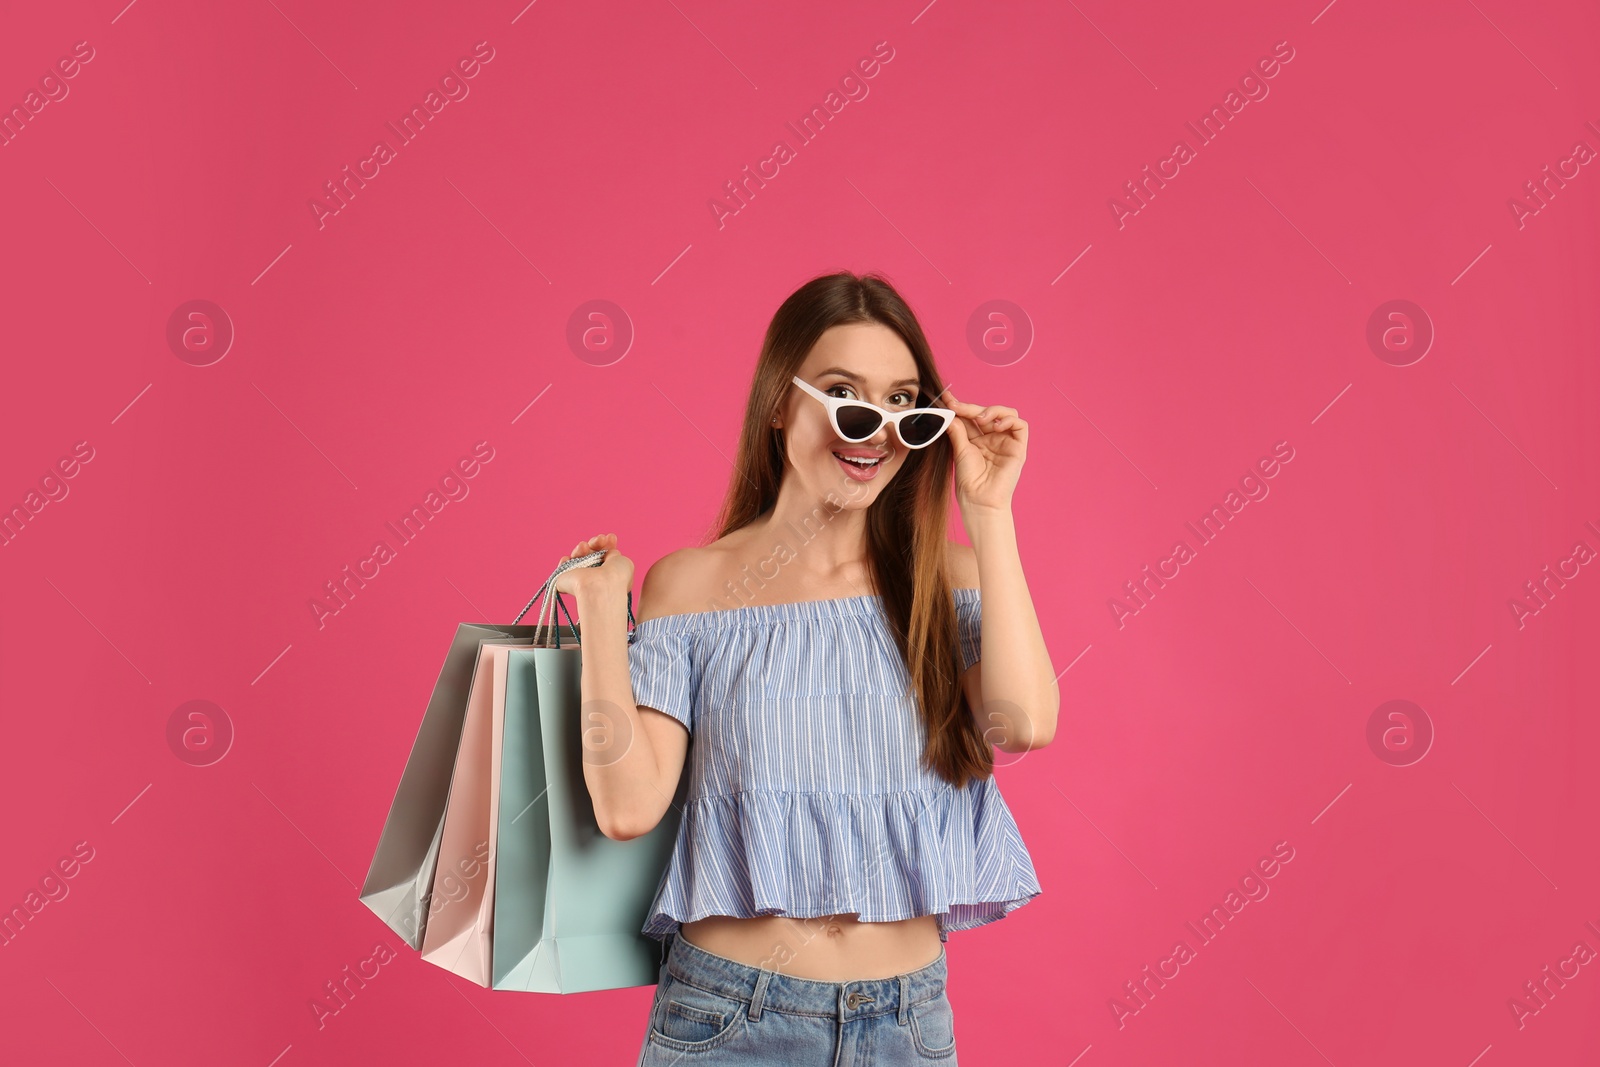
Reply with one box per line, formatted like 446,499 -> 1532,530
2,1 -> 1598,1064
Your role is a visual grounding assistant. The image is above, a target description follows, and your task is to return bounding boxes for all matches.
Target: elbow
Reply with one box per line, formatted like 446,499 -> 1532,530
1032,703 -> 1059,749
1028,689 -> 1060,750
1002,729 -> 1054,755
985,693 -> 1058,753
996,728 -> 1052,755
597,806 -> 661,842
598,811 -> 643,841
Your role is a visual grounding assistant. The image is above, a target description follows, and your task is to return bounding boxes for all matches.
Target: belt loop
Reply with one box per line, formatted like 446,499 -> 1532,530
749,968 -> 772,1021
898,973 -> 911,1025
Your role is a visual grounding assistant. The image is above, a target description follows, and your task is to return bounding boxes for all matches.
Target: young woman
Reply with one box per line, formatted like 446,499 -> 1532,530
554,271 -> 1056,1064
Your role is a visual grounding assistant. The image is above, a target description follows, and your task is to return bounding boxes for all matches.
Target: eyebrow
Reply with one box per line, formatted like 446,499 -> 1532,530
816,367 -> 921,389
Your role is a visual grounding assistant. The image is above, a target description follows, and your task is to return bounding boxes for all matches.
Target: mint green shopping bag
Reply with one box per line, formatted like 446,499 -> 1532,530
490,561 -> 687,993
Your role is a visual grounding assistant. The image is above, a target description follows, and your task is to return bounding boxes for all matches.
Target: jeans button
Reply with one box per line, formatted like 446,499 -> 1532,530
846,992 -> 861,1008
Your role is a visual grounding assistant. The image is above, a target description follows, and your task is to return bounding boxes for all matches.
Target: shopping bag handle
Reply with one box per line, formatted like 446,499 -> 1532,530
511,549 -> 637,648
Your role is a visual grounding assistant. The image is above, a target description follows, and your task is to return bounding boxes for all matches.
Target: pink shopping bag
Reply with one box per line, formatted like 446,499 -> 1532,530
418,642 -> 517,985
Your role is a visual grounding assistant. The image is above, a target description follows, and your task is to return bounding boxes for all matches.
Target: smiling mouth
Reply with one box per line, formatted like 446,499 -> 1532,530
832,450 -> 888,480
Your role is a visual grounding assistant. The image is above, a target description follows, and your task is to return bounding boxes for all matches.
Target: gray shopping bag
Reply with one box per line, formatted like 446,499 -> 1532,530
360,624 -> 543,948
490,638 -> 687,993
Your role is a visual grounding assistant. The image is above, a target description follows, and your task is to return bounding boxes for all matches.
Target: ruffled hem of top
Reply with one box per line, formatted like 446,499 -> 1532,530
641,776 -> 1043,943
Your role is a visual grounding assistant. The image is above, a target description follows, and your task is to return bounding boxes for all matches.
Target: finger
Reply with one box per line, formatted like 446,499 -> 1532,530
946,411 -> 969,452
940,388 -> 980,410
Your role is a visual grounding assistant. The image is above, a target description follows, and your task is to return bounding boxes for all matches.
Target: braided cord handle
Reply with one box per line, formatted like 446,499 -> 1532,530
512,549 -> 637,647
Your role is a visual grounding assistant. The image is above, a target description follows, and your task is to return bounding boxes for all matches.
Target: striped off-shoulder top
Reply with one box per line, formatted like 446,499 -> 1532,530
625,585 -> 1043,944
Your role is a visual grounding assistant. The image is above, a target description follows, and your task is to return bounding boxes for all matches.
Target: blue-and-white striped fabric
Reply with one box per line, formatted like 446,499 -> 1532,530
625,585 -> 1043,943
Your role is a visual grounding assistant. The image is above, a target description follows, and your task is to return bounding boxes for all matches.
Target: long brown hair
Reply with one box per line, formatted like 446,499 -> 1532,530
711,271 -> 994,789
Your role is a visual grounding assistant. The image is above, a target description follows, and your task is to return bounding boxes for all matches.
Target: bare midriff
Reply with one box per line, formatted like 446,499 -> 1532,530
677,912 -> 943,982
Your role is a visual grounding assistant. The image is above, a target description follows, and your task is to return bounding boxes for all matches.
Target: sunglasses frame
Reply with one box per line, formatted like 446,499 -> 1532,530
789,375 -> 956,450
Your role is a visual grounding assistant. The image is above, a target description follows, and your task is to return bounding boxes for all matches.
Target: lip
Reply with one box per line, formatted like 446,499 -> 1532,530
832,448 -> 889,482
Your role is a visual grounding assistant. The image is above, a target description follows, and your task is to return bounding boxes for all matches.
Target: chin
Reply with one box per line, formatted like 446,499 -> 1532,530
820,462 -> 896,505
833,491 -> 879,510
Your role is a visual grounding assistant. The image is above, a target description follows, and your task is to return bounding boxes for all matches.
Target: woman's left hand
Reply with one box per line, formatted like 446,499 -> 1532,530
943,387 -> 1027,515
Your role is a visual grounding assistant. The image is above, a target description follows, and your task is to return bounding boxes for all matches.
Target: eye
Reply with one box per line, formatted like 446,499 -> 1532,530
826,383 -> 857,399
887,390 -> 916,408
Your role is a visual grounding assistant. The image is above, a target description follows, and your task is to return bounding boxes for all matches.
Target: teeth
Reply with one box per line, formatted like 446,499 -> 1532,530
835,454 -> 881,467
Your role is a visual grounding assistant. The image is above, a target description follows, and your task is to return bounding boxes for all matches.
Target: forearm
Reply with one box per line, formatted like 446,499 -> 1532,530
967,507 -> 1059,749
573,593 -> 668,838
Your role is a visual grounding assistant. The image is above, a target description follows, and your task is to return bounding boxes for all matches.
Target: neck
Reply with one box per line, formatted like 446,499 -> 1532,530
753,469 -> 873,578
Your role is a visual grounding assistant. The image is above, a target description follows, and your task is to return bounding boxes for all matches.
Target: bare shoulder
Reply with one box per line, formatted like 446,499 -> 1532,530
636,545 -> 720,622
945,539 -> 979,591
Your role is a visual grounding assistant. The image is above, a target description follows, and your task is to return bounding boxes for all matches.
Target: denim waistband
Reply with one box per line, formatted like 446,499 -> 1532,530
663,931 -> 948,1024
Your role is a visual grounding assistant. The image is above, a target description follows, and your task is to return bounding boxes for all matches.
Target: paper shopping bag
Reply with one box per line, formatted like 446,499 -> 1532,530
418,642 -> 520,984
359,625 -> 539,949
490,643 -> 687,993
409,566 -> 608,985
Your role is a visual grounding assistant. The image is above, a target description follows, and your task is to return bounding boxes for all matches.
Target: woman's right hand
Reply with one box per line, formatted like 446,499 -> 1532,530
551,533 -> 634,603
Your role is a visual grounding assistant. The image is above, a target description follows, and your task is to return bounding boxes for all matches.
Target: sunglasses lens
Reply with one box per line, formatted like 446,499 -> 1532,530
898,412 -> 947,446
835,404 -> 883,440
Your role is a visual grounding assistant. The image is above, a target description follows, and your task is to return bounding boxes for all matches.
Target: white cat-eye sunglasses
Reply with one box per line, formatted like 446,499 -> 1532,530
789,376 -> 955,449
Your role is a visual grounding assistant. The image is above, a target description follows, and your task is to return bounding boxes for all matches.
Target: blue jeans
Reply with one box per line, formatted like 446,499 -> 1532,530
636,930 -> 958,1065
